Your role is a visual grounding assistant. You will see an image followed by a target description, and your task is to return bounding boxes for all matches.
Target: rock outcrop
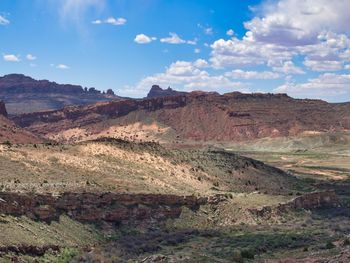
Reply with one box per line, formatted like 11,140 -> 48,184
0,192 -> 207,223
0,74 -> 121,114
0,102 -> 42,143
248,191 -> 338,218
11,91 -> 350,142
147,85 -> 187,98
0,191 -> 339,224
0,101 -> 7,117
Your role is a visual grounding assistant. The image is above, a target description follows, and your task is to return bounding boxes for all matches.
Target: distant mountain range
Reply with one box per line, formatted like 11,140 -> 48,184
0,74 -> 121,115
1,74 -> 350,144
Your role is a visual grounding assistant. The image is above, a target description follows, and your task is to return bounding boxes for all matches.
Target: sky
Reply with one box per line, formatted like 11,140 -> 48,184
1,0 -> 350,102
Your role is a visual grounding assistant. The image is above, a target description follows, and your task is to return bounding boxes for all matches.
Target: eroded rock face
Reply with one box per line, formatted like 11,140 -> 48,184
0,192 -> 207,223
248,191 -> 338,218
12,91 -> 350,142
147,85 -> 187,98
0,101 -> 7,117
0,74 -> 121,114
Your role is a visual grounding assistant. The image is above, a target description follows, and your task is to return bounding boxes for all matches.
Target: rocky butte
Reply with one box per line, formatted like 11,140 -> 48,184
0,74 -> 121,115
147,85 -> 187,98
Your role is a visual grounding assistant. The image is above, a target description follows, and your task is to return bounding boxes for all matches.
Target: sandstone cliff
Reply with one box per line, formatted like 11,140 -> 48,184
12,91 -> 350,142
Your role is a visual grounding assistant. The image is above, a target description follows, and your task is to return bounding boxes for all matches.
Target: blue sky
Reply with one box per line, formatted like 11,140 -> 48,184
1,0 -> 350,102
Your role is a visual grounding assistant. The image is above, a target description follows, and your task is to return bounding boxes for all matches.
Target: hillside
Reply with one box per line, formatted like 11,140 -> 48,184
0,101 -> 42,143
0,139 -> 303,195
0,74 -> 121,115
12,90 -> 350,143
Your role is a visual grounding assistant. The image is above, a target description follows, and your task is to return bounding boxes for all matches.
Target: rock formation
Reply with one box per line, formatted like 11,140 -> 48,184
0,74 -> 121,114
248,191 -> 338,218
147,85 -> 187,98
0,101 -> 7,117
0,192 -> 207,223
12,91 -> 350,142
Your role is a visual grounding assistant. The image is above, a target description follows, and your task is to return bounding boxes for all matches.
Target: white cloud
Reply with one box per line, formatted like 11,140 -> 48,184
187,39 -> 197,45
210,0 -> 350,76
105,17 -> 126,26
193,59 -> 209,68
91,19 -> 102,24
92,17 -> 126,26
121,60 -> 246,97
160,32 -> 195,45
345,65 -> 350,70
194,48 -> 201,54
26,54 -> 37,61
225,69 -> 280,79
275,73 -> 350,99
245,0 -> 350,46
134,34 -> 156,44
56,64 -> 70,69
0,15 -> 10,25
204,27 -> 213,35
272,61 -> 305,74
3,54 -> 20,62
303,59 -> 343,72
198,24 -> 213,35
226,29 -> 234,36
160,32 -> 186,44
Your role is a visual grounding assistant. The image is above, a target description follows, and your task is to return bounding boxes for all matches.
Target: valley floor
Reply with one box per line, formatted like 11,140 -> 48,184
0,134 -> 349,262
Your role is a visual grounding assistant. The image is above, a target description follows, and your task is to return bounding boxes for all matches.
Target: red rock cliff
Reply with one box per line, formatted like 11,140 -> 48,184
0,192 -> 207,223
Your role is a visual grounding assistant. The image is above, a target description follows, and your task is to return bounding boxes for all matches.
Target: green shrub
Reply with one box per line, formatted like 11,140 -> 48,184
241,248 -> 255,259
56,248 -> 78,263
325,241 -> 335,249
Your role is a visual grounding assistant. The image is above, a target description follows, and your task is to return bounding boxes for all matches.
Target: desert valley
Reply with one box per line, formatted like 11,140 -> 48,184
2,1 -> 350,262
0,74 -> 349,262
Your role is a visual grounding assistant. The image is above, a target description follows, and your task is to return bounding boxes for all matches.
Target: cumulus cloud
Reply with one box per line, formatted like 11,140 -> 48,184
121,60 -> 246,97
26,54 -> 37,61
193,59 -> 209,68
56,64 -> 70,69
0,15 -> 10,25
92,17 -> 126,26
303,59 -> 342,72
134,34 -> 156,44
225,69 -> 280,79
210,0 -> 350,75
160,33 -> 196,45
275,73 -> 350,99
194,48 -> 201,54
3,54 -> 20,62
226,29 -> 234,36
272,61 -> 305,74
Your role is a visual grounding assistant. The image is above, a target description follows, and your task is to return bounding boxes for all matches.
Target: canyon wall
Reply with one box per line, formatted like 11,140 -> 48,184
11,92 -> 350,142
0,192 -> 206,223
